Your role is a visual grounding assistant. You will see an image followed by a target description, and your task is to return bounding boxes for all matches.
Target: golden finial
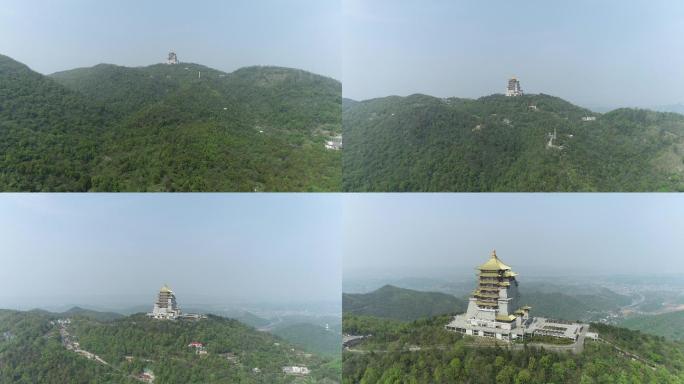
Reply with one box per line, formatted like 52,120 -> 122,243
491,249 -> 497,259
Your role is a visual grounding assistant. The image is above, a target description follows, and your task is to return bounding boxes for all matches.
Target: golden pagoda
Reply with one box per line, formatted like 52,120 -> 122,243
473,250 -> 519,313
445,250 -> 531,341
446,250 -> 589,343
148,284 -> 181,320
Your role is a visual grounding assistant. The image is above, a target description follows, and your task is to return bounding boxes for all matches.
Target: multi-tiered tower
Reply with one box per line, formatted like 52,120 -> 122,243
148,284 -> 181,319
446,250 -> 591,343
167,51 -> 179,65
446,250 -> 530,341
506,77 -> 523,96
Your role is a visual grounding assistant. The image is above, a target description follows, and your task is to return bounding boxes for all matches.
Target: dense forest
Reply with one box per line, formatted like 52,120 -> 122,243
0,54 -> 341,191
342,314 -> 684,383
343,93 -> 684,191
0,309 -> 340,383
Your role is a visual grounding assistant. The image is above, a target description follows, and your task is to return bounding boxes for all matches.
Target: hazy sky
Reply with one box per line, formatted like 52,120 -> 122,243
343,0 -> 684,109
0,0 -> 341,79
343,194 -> 684,279
0,194 -> 341,309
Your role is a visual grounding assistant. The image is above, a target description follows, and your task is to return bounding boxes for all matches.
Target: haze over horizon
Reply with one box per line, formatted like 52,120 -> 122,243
0,0 -> 341,79
343,0 -> 684,110
0,194 -> 342,312
343,194 -> 684,281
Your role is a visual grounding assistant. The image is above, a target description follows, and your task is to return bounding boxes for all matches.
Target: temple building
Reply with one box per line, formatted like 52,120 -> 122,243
446,250 -> 590,343
167,50 -> 179,65
506,77 -> 523,97
148,284 -> 182,320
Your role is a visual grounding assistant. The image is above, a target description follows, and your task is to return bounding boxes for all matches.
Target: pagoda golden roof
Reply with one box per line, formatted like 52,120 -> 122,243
495,314 -> 517,322
478,272 -> 501,278
160,284 -> 172,293
474,291 -> 499,299
477,250 -> 512,271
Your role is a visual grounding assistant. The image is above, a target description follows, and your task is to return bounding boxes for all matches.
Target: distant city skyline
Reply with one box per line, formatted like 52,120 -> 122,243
0,194 -> 342,310
0,0 -> 341,79
343,0 -> 684,109
343,194 -> 684,279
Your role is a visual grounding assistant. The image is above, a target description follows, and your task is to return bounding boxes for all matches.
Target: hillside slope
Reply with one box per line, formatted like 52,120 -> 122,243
620,310 -> 684,342
343,93 -> 684,191
342,313 -> 684,383
343,285 -> 466,322
0,54 -> 341,191
272,323 -> 342,358
0,54 -> 105,191
0,309 -> 340,383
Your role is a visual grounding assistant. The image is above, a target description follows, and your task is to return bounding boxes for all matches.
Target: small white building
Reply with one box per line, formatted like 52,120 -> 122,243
581,116 -> 597,121
282,366 -> 310,376
325,135 -> 343,150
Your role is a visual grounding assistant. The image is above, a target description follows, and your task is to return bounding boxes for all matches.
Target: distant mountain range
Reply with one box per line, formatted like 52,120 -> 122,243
0,308 -> 340,383
343,93 -> 684,191
343,285 -> 466,321
0,54 -> 341,191
343,283 -> 636,323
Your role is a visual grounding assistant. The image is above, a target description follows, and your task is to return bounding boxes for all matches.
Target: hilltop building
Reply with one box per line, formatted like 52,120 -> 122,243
506,77 -> 523,97
146,285 -> 206,320
325,135 -> 343,150
282,366 -> 310,376
148,285 -> 182,319
167,51 -> 179,65
446,251 -> 590,343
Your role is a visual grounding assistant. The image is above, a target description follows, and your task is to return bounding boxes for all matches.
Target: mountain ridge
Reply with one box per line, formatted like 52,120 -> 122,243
0,307 -> 340,383
0,53 -> 341,191
343,285 -> 466,322
343,92 -> 684,191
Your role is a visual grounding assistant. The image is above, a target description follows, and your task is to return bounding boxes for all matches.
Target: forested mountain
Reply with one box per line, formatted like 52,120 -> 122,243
343,285 -> 466,322
343,93 -> 684,191
342,314 -> 684,383
620,310 -> 684,342
0,309 -> 340,383
272,323 -> 342,358
60,307 -> 125,322
0,54 -> 341,191
520,287 -> 632,322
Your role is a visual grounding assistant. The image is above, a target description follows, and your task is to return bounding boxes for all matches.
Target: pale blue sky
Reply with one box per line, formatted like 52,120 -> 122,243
0,194 -> 341,307
343,194 -> 684,278
0,0 -> 341,79
343,0 -> 684,109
